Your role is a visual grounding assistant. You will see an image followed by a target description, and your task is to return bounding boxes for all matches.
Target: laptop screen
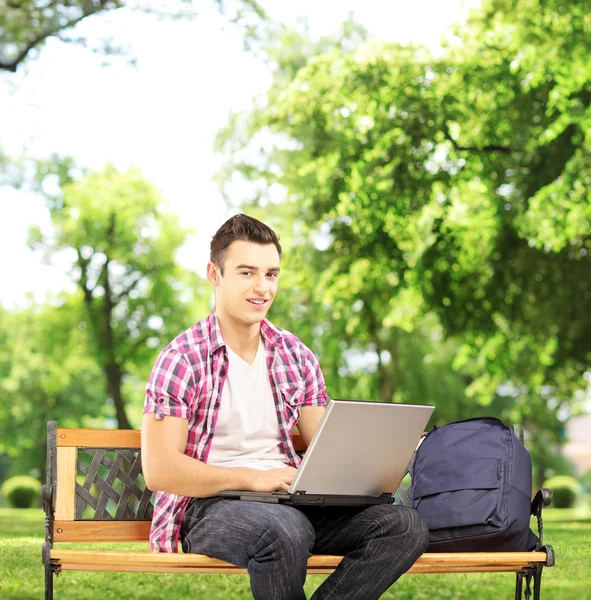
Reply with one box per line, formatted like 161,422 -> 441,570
290,400 -> 434,495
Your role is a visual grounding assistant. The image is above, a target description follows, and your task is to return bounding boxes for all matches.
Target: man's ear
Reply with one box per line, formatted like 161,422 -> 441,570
206,261 -> 221,287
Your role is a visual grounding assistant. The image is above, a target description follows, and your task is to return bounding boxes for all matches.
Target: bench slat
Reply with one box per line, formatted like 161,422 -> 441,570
54,520 -> 151,541
57,429 -> 141,448
50,549 -> 548,575
56,563 -> 545,575
55,448 -> 76,520
61,564 -> 250,574
56,429 -> 306,451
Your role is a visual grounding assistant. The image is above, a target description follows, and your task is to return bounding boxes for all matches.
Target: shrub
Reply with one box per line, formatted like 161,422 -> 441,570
1,475 -> 42,509
542,475 -> 579,509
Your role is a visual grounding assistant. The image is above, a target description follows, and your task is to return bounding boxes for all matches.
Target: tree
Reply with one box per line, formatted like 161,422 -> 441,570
232,188 -> 470,426
30,160 -> 204,429
0,0 -> 268,73
0,297 -> 104,479
0,0 -> 124,72
217,20 -> 474,420
215,1 -> 591,485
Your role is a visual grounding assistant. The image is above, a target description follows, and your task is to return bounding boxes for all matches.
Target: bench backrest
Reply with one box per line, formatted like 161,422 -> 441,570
49,423 -> 306,543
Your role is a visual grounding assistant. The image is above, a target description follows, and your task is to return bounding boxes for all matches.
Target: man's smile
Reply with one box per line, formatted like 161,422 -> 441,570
247,298 -> 269,307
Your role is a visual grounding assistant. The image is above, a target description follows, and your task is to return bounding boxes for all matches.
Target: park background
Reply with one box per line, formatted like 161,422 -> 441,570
0,1 -> 590,598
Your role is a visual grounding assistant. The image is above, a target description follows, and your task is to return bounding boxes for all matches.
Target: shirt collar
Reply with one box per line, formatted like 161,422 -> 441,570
206,310 -> 283,355
206,311 -> 226,354
260,318 -> 283,349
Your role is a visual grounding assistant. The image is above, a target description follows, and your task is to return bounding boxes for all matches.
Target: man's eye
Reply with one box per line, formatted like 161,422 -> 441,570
267,273 -> 278,278
241,271 -> 251,276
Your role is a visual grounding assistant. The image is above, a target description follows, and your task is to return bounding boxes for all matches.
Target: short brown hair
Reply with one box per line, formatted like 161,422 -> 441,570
210,214 -> 282,274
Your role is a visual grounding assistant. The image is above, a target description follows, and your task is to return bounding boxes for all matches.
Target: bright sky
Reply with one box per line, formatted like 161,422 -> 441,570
0,0 -> 480,309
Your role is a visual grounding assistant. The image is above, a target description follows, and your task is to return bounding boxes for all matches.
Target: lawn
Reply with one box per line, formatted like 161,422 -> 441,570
1,506 -> 589,599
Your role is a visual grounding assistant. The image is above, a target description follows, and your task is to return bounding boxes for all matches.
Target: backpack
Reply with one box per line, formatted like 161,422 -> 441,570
408,417 -> 539,552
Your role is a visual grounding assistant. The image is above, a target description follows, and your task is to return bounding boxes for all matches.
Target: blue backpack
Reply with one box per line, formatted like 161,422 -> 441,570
408,417 -> 539,552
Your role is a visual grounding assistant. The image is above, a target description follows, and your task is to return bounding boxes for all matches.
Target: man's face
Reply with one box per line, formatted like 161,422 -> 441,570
208,240 -> 280,327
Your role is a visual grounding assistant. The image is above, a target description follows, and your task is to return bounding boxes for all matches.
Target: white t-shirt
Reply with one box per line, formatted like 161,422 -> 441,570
207,337 -> 290,470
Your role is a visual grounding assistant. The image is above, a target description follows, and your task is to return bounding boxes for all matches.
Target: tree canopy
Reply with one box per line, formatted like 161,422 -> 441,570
0,0 -> 268,72
0,298 -> 104,477
216,0 -> 591,485
30,160 -> 206,429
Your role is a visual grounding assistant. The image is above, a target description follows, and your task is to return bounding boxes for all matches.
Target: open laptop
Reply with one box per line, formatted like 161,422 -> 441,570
218,399 -> 434,507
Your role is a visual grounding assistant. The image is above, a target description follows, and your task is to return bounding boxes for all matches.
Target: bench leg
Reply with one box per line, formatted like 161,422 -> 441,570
532,566 -> 543,600
516,566 -> 543,600
515,573 -> 524,599
45,563 -> 54,600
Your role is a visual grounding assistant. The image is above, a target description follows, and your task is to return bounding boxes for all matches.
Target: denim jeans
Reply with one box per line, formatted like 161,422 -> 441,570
180,498 -> 429,600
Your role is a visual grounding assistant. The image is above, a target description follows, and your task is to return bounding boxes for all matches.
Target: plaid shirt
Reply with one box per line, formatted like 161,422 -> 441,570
143,311 -> 330,552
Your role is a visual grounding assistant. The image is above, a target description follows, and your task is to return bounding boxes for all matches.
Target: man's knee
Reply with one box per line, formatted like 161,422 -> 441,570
255,507 -> 315,562
368,505 -> 430,554
405,507 -> 430,554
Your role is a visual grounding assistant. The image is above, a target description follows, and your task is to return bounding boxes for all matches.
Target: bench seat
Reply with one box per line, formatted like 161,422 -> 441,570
50,548 -> 550,575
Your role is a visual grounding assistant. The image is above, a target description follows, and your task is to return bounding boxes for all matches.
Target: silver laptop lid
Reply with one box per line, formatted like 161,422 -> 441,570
289,400 -> 434,495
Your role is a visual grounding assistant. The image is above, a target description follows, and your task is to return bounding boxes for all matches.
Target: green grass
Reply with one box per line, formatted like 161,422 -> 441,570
1,506 -> 589,599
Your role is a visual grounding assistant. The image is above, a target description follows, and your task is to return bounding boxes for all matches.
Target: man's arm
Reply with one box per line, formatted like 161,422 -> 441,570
297,406 -> 326,447
141,413 -> 296,496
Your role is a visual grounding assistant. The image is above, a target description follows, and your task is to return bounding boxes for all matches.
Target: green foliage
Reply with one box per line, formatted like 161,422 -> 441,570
27,160 -> 205,429
1,476 -> 41,509
0,0 -> 269,73
0,0 -> 125,72
1,159 -> 212,471
216,0 -> 591,485
543,475 -> 580,509
0,298 -> 105,478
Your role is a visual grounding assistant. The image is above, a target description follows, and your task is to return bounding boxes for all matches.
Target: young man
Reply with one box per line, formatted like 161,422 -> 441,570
142,214 -> 429,600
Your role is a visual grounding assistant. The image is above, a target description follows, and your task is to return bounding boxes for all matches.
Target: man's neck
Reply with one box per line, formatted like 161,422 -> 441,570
216,310 -> 262,364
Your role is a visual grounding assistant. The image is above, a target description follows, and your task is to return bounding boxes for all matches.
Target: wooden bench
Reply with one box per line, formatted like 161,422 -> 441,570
41,421 -> 555,599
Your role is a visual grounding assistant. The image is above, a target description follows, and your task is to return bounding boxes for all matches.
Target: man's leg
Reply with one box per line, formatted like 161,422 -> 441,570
180,498 -> 315,600
305,504 -> 429,600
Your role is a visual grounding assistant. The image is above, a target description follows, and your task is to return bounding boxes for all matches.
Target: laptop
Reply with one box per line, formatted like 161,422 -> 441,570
218,399 -> 434,507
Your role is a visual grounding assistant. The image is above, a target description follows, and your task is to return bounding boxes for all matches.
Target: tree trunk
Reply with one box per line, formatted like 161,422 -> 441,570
365,300 -> 399,402
376,339 -> 398,402
101,244 -> 131,430
105,361 -> 131,429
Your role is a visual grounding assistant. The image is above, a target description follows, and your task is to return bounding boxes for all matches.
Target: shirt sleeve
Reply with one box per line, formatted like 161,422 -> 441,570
144,347 -> 196,421
302,346 -> 330,408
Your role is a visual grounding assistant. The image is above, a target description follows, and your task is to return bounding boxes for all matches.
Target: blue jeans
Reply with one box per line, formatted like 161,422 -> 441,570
180,498 -> 429,600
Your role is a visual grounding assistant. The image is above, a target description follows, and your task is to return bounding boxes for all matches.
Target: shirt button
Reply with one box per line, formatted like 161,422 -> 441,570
209,432 -> 214,439
214,402 -> 220,408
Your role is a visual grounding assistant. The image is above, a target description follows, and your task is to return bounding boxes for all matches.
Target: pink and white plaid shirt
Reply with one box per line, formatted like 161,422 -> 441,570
143,311 -> 330,552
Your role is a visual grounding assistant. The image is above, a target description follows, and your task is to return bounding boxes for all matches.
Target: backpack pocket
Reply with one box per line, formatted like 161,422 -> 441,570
412,458 -> 506,531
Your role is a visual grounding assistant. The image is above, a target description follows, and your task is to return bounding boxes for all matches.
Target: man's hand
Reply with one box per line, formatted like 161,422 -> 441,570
248,467 -> 297,493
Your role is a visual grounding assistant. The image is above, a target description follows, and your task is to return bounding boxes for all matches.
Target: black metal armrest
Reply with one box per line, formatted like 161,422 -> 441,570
530,488 -> 552,549
531,488 -> 553,515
